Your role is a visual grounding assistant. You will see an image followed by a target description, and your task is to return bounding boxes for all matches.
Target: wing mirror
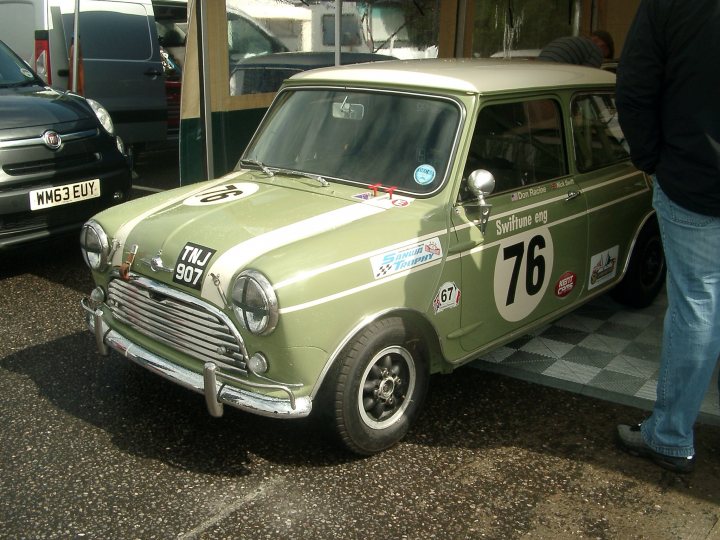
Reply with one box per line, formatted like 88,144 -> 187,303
466,169 -> 495,234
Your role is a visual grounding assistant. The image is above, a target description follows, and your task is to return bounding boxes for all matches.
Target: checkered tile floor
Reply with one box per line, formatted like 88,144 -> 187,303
473,289 -> 720,426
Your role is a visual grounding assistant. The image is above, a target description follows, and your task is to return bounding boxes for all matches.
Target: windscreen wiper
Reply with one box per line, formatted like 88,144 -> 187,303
239,158 -> 274,177
271,167 -> 329,187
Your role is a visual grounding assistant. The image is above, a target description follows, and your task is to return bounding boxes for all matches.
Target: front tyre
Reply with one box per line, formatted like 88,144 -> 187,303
329,317 -> 428,455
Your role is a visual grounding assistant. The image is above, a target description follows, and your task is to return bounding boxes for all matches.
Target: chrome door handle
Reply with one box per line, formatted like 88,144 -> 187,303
565,190 -> 581,201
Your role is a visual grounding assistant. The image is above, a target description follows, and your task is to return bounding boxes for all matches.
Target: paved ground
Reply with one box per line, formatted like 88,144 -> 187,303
1,148 -> 719,539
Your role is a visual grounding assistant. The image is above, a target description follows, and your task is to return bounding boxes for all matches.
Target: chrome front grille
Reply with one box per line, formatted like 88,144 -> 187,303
107,277 -> 247,372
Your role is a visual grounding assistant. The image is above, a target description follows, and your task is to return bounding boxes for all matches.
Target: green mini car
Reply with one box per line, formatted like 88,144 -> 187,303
81,59 -> 664,455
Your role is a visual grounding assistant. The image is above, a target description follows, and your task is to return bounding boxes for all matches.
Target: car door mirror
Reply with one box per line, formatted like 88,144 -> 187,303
465,169 -> 495,234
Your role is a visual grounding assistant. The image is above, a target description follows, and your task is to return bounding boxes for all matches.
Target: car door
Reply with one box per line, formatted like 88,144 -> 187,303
60,0 -> 167,146
569,91 -> 652,292
449,97 -> 590,354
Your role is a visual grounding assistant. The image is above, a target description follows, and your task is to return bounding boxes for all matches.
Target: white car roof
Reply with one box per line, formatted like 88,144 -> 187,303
289,58 -> 616,94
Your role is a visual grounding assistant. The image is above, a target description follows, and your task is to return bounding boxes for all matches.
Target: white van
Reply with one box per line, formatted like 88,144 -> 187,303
0,0 -> 186,149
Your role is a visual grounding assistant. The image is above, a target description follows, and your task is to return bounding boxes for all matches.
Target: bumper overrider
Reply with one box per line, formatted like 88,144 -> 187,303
80,280 -> 312,419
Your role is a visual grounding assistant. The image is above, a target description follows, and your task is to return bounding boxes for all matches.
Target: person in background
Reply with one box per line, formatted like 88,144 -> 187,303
537,35 -> 602,68
590,30 -> 615,60
615,0 -> 720,475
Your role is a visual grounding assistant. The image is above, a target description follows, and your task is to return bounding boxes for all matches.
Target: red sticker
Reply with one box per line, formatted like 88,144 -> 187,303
555,271 -> 576,297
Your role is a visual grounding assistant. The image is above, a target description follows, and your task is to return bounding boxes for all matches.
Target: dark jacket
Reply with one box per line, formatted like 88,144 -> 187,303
616,0 -> 720,216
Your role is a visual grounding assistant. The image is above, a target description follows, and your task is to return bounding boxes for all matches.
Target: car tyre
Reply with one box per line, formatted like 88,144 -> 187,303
328,317 -> 428,455
611,218 -> 665,308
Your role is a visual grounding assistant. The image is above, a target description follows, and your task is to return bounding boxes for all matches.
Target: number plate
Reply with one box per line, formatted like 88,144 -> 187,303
29,179 -> 101,210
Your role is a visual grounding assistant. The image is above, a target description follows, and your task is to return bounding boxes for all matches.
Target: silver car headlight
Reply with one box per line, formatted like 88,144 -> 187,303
80,220 -> 111,271
231,270 -> 279,336
87,98 -> 115,135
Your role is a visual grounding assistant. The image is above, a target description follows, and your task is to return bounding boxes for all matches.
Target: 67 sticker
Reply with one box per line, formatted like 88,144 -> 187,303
433,282 -> 461,314
493,227 -> 554,322
173,242 -> 216,290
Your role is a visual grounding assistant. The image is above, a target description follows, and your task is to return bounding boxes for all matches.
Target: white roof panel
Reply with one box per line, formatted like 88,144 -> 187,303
289,58 -> 616,94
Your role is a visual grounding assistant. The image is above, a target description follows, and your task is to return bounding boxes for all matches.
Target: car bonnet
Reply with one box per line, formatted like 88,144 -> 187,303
105,171 -> 435,306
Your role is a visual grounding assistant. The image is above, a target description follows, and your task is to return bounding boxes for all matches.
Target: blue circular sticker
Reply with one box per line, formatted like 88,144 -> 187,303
414,164 -> 436,186
413,165 -> 435,186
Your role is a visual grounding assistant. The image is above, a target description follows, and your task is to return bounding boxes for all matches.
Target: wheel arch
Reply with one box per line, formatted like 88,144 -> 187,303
310,307 -> 444,401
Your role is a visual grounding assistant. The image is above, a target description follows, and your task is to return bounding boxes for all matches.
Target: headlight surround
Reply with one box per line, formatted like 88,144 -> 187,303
87,98 -> 115,135
80,220 -> 111,271
231,270 -> 279,336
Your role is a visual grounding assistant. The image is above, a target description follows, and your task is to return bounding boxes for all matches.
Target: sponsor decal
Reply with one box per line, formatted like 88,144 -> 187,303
413,164 -> 436,186
371,237 -> 443,279
352,192 -> 413,208
495,209 -> 548,236
433,282 -> 461,314
173,242 -> 216,290
588,246 -> 619,289
184,182 -> 258,206
555,271 -> 577,298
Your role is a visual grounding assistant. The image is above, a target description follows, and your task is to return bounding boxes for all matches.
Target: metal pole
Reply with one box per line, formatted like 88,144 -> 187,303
198,0 -> 214,179
71,0 -> 80,92
335,0 -> 341,66
572,0 -> 582,36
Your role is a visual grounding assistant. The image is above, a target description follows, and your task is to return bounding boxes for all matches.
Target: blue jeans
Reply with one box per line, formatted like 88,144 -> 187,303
641,181 -> 720,457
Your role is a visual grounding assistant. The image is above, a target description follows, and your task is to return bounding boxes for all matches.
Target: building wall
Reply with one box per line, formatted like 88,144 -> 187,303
589,0 -> 641,57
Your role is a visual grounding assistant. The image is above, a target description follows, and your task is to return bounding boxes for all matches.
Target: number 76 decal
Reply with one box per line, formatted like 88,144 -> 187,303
493,228 -> 554,322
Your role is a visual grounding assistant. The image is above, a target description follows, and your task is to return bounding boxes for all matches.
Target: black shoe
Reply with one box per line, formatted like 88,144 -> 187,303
616,424 -> 695,474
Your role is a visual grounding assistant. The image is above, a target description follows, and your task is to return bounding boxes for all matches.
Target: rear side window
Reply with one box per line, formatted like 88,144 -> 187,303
464,99 -> 566,193
571,93 -> 630,172
62,1 -> 152,61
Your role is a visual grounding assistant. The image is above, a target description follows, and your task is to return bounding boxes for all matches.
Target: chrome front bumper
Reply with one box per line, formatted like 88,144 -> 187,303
81,298 -> 312,419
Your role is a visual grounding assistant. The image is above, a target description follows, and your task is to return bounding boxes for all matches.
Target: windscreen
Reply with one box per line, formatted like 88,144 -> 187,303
0,41 -> 40,86
242,88 -> 461,196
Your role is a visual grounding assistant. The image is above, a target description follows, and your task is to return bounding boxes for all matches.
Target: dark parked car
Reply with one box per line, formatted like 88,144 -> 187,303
230,51 -> 397,95
0,39 -> 132,249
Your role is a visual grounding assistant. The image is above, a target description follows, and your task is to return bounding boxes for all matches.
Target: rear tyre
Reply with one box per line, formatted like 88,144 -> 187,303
611,219 -> 665,308
328,317 -> 428,455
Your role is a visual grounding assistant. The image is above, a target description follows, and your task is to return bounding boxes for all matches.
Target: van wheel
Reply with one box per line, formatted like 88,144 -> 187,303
611,219 -> 665,308
329,317 -> 428,455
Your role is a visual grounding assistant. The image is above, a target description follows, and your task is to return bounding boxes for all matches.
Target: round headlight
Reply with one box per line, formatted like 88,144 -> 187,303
80,220 -> 111,271
86,98 -> 115,135
231,270 -> 278,336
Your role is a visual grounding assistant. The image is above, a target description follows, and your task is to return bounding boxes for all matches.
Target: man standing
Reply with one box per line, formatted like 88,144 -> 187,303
615,0 -> 720,474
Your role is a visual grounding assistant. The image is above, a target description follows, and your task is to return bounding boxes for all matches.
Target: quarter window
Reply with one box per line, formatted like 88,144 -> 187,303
571,94 -> 630,172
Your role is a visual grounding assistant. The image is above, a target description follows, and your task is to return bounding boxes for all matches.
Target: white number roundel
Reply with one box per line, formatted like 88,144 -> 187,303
493,227 -> 554,322
184,183 -> 258,206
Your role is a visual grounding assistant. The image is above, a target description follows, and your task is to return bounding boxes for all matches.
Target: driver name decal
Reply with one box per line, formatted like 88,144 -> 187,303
184,182 -> 259,206
371,238 -> 443,279
173,242 -> 216,289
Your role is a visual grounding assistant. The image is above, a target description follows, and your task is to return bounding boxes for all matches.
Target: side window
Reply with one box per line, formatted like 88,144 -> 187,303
571,93 -> 630,172
63,1 -> 152,60
463,99 -> 566,195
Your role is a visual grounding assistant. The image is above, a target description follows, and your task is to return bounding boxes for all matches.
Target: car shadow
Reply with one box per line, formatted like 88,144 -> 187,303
0,235 -> 93,294
2,326 -> 719,499
0,330 -> 354,476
